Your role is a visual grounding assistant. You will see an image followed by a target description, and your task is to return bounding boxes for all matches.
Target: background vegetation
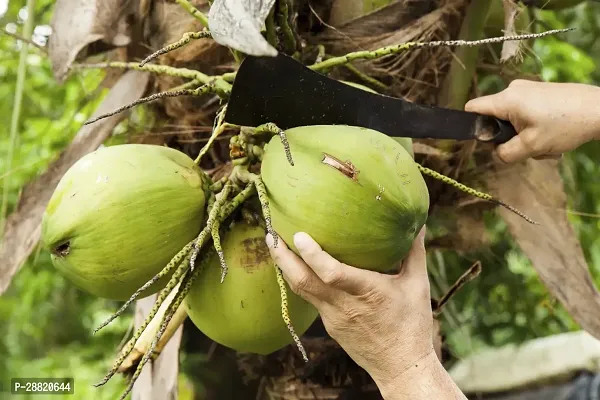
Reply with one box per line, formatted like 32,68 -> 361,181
1,1 -> 599,398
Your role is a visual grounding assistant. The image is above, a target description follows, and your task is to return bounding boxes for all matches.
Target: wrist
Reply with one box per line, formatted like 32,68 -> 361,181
371,351 -> 466,400
583,85 -> 600,141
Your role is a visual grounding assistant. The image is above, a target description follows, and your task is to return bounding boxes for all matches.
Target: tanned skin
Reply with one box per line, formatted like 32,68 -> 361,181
266,80 -> 600,399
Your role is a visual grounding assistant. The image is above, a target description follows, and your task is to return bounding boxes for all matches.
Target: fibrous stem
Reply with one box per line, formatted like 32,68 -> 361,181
117,249 -> 213,400
251,174 -> 278,248
277,0 -> 296,54
309,29 -> 572,71
195,105 -> 232,165
254,123 -> 294,166
265,6 -> 278,47
94,251 -> 192,387
190,182 -> 233,274
416,164 -> 538,224
175,0 -> 210,27
84,85 -> 216,125
275,264 -> 308,362
75,61 -> 232,94
92,242 -> 193,334
139,31 -> 212,67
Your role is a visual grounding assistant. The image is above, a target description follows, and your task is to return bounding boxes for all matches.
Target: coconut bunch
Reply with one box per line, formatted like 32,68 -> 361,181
36,0 -> 579,398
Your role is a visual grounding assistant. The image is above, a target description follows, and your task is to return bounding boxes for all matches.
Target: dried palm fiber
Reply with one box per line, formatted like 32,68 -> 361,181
130,0 -> 234,163
312,0 -> 466,104
236,321 -> 445,399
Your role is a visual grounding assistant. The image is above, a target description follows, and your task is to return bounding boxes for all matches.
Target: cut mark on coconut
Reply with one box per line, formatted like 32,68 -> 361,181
53,241 -> 71,257
321,152 -> 360,182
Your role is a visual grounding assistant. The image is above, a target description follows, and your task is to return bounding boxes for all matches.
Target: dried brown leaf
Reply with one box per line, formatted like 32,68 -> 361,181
208,0 -> 277,56
486,159 -> 600,340
500,0 -> 523,62
0,70 -> 151,296
131,294 -> 184,400
48,0 -> 140,82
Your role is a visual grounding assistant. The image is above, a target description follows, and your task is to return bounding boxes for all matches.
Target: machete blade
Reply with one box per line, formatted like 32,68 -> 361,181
224,53 -> 517,144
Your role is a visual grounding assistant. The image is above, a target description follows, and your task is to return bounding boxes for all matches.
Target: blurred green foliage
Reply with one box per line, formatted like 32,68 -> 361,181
0,0 -> 599,398
439,3 -> 600,359
0,1 -> 129,398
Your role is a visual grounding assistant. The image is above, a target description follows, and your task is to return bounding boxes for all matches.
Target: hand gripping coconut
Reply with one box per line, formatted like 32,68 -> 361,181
41,144 -> 211,300
261,125 -> 430,272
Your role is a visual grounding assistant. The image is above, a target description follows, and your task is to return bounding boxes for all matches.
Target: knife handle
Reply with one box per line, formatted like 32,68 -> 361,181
473,115 -> 518,144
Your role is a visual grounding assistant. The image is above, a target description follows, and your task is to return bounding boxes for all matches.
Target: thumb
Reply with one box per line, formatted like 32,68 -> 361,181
398,225 -> 427,279
465,91 -> 513,122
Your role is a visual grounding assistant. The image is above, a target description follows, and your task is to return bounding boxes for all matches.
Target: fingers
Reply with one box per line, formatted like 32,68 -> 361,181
495,128 -> 562,164
293,232 -> 375,296
266,233 -> 327,304
494,135 -> 532,164
397,226 -> 427,280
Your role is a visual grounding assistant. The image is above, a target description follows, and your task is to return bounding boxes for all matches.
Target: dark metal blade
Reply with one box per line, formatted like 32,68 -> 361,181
225,53 -> 516,144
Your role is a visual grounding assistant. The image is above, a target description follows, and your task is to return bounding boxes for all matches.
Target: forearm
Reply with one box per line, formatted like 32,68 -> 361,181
373,352 -> 467,400
578,84 -> 600,141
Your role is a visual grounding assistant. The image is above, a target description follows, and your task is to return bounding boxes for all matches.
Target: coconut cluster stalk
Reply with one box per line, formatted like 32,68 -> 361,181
117,283 -> 189,374
38,2 -> 573,399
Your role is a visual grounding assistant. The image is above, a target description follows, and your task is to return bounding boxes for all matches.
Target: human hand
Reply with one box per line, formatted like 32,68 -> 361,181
266,227 -> 465,399
465,80 -> 600,163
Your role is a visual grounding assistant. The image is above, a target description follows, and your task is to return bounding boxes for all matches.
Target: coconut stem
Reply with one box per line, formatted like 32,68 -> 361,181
275,264 -> 309,362
315,44 -> 325,63
433,261 -> 482,316
265,5 -> 278,47
249,173 -> 307,360
117,283 -> 188,374
340,61 -> 388,92
93,242 -> 194,334
195,105 -> 231,165
416,164 -> 538,224
117,250 -> 212,400
94,252 -> 192,387
254,123 -> 294,166
139,30 -> 212,67
251,174 -> 278,248
74,62 -> 223,88
277,0 -> 297,54
171,78 -> 203,91
308,29 -> 572,72
83,84 -> 216,126
191,182 -> 233,273
175,0 -> 210,28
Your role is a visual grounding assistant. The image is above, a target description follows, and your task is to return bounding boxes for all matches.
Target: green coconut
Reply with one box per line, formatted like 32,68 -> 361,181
261,125 -> 429,272
340,80 -> 415,158
184,220 -> 319,355
42,144 -> 210,301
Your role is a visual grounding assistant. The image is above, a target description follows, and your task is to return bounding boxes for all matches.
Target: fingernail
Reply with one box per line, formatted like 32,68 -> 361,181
265,233 -> 274,248
418,225 -> 427,242
293,232 -> 310,250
